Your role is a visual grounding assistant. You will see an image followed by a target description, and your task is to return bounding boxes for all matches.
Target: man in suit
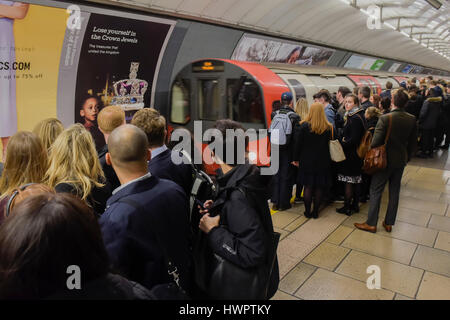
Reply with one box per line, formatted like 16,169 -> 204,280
99,124 -> 192,292
380,81 -> 393,100
131,109 -> 193,196
359,86 -> 373,111
355,90 -> 417,233
97,106 -> 126,193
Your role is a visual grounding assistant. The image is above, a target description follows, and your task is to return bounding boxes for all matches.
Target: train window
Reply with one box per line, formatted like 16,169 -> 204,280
287,79 -> 306,99
170,79 -> 191,124
227,77 -> 264,124
199,79 -> 220,121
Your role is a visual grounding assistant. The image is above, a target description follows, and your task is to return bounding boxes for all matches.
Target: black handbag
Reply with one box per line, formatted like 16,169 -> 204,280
193,224 -> 280,300
209,232 -> 280,300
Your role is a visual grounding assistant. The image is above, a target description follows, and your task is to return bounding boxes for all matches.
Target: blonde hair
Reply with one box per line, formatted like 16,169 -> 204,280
131,108 -> 166,147
365,107 -> 382,119
97,106 -> 125,134
295,98 -> 309,120
32,118 -> 64,154
0,132 -> 48,198
301,102 -> 332,135
45,124 -> 104,201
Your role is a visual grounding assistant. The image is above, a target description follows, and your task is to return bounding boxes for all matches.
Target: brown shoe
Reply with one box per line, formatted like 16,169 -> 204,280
383,221 -> 392,233
354,222 -> 377,233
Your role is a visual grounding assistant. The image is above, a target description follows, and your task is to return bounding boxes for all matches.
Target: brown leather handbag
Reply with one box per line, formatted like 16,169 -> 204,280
362,114 -> 392,175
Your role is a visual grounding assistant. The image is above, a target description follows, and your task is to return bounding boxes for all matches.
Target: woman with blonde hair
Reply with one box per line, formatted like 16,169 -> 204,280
0,131 -> 48,221
295,97 -> 309,120
32,118 -> 64,153
45,123 -> 110,216
293,102 -> 332,219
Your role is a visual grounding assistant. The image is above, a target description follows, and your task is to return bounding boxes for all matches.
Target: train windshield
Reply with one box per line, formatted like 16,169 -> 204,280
227,77 -> 264,125
170,79 -> 191,124
199,79 -> 221,120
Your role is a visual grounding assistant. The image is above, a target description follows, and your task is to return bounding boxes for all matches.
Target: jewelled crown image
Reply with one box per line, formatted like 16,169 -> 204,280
111,62 -> 148,111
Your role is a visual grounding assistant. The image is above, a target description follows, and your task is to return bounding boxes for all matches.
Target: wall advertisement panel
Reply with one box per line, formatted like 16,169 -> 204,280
344,54 -> 386,71
231,33 -> 335,66
0,0 -> 175,154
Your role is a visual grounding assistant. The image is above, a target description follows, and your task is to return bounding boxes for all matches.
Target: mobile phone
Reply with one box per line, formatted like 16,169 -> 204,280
195,199 -> 206,210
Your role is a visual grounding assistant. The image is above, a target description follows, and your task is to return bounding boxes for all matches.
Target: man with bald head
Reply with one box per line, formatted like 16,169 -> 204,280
100,124 -> 192,293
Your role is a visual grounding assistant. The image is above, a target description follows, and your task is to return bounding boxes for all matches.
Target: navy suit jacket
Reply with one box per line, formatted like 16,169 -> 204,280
148,149 -> 193,196
99,175 -> 192,291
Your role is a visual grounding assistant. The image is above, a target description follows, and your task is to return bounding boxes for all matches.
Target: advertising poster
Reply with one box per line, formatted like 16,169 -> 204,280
0,1 -> 67,159
232,34 -> 335,66
389,63 -> 402,73
410,65 -> 424,74
344,54 -> 385,71
402,64 -> 414,73
370,59 -> 386,71
0,0 -> 175,156
73,13 -> 174,150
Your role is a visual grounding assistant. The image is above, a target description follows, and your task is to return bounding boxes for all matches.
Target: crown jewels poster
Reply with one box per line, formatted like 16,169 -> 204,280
72,12 -> 174,150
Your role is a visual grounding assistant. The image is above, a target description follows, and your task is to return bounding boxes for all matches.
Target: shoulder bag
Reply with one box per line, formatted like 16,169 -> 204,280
362,114 -> 392,175
193,187 -> 280,300
329,126 -> 346,162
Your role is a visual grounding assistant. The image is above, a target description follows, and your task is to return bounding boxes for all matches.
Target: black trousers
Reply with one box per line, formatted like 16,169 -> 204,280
271,148 -> 294,209
366,166 -> 404,227
435,123 -> 450,148
421,129 -> 435,154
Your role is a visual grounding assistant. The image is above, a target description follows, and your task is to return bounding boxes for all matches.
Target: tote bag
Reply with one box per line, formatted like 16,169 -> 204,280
329,126 -> 346,162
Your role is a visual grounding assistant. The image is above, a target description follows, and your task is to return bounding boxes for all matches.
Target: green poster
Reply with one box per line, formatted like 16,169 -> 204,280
370,59 -> 386,71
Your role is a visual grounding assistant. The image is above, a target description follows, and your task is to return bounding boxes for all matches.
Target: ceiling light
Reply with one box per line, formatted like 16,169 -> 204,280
426,0 -> 442,10
401,31 -> 410,37
384,22 -> 397,30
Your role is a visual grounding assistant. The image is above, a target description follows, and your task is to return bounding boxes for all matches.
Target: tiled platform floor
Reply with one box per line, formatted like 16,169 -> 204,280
271,150 -> 450,300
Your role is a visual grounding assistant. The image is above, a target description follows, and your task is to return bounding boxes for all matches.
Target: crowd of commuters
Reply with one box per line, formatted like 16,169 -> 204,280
270,77 -> 450,229
0,75 -> 449,300
0,105 -> 279,299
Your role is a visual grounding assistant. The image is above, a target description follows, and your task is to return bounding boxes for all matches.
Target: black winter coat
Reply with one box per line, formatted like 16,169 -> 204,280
207,164 -> 279,298
55,182 -> 111,216
366,116 -> 379,136
405,98 -> 422,118
293,122 -> 332,174
339,108 -> 366,177
419,97 -> 443,130
439,95 -> 450,126
361,100 -> 373,111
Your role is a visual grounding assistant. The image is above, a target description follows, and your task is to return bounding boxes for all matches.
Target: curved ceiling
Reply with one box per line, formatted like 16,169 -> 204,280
89,0 -> 450,71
